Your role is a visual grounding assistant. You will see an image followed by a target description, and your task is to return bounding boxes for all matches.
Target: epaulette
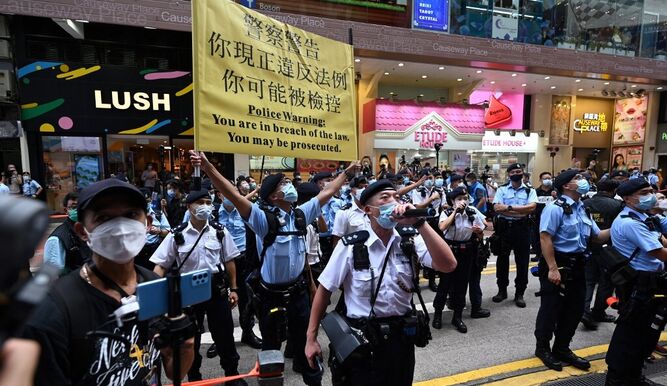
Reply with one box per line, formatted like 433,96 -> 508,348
553,197 -> 573,215
341,230 -> 369,246
208,221 -> 225,242
172,222 -> 188,233
341,203 -> 352,211
396,225 -> 418,237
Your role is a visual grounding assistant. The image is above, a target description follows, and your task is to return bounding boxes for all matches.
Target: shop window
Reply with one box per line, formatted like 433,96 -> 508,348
250,156 -> 295,181
107,135 -> 169,189
42,136 -> 104,212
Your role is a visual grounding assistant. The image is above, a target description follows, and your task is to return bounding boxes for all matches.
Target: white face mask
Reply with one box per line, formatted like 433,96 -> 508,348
193,204 -> 213,220
455,198 -> 469,208
85,217 -> 147,264
353,187 -> 365,201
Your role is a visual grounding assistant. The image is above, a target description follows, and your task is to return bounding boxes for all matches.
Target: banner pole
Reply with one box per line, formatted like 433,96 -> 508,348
259,156 -> 266,183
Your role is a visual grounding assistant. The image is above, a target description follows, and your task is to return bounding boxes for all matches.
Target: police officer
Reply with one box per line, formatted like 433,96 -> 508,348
305,180 -> 457,385
433,187 -> 488,333
313,171 -> 344,265
190,150 -> 357,386
218,192 -> 263,349
492,163 -> 538,307
150,190 -> 246,385
43,192 -> 93,274
534,169 -> 610,371
332,176 -> 369,248
532,172 -> 557,263
606,179 -> 667,385
581,179 -> 623,330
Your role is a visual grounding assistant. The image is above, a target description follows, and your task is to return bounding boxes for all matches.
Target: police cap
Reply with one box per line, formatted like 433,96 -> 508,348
259,173 -> 284,201
349,176 -> 367,188
507,163 -> 523,173
611,170 -> 629,179
446,186 -> 468,206
296,182 -> 320,202
450,174 -> 463,183
553,169 -> 579,191
359,179 -> 395,206
78,178 -> 146,219
617,179 -> 650,197
186,189 -> 211,204
312,171 -> 334,183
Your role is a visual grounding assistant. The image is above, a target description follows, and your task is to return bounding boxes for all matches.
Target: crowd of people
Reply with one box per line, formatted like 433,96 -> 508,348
6,152 -> 667,386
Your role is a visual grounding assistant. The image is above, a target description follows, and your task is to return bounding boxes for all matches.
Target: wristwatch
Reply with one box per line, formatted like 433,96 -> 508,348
507,205 -> 513,212
229,288 -> 238,293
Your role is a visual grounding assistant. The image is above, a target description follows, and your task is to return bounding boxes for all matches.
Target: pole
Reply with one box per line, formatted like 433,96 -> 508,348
259,156 -> 266,183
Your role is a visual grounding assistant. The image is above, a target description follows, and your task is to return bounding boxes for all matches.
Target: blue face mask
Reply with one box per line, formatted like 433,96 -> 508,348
424,179 -> 434,189
403,177 -> 410,185
282,183 -> 298,203
576,179 -> 590,195
222,198 -> 233,207
374,202 -> 398,230
435,178 -> 444,188
167,189 -> 175,198
638,193 -> 657,211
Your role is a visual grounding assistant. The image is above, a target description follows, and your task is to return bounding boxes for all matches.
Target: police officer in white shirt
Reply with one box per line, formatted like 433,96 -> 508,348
150,189 -> 246,385
305,180 -> 457,386
433,187 -> 488,333
332,176 -> 369,248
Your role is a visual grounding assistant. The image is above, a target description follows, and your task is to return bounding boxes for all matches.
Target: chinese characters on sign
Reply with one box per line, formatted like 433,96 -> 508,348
412,0 -> 449,32
193,0 -> 357,160
573,112 -> 608,133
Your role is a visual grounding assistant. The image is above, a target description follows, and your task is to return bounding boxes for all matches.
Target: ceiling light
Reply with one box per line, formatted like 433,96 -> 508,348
75,19 -> 89,23
457,78 -> 463,82
457,92 -> 462,96
418,94 -> 424,97
601,90 -> 609,96
631,84 -> 637,88
421,75 -> 428,79
398,63 -> 404,67
511,73 -> 517,77
578,88 -> 584,92
658,87 -> 664,90
521,83 -> 527,87
476,70 -> 483,74
604,82 -> 610,85
544,76 -> 551,80
550,86 -> 556,89
438,66 -> 445,70
575,79 -> 581,83
354,58 -> 360,63
384,72 -> 389,75
490,81 -> 496,84
144,26 -> 157,30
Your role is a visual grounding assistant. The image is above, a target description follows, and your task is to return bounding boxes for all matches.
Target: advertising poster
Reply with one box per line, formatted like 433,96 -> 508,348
492,0 -> 519,40
550,96 -> 571,145
412,0 -> 449,32
613,96 -> 648,145
193,0 -> 358,161
611,145 -> 643,172
451,151 -> 470,172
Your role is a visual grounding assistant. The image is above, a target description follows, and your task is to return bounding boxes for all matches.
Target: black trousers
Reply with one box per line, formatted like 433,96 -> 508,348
584,251 -> 614,316
606,280 -> 663,380
319,236 -> 334,267
331,331 -> 415,386
496,221 -> 531,294
534,256 -> 586,349
235,253 -> 256,332
469,250 -> 484,310
188,282 -> 240,378
434,241 -> 475,312
258,284 -> 322,386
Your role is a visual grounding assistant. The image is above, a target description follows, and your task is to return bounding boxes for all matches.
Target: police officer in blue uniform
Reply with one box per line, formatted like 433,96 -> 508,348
606,179 -> 667,385
534,169 -> 610,371
190,150 -> 358,386
492,163 -> 538,307
314,171 -> 344,266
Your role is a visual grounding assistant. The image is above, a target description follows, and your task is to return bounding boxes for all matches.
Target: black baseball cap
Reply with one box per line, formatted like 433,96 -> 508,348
78,178 -> 146,218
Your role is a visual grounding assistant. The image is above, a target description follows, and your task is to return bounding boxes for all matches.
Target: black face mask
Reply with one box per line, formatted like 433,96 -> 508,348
509,174 -> 523,182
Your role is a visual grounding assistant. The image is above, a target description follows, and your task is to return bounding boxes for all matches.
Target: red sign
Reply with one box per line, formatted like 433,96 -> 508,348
485,95 -> 512,128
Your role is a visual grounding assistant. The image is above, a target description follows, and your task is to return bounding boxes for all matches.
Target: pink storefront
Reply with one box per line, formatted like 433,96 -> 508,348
364,95 -> 538,178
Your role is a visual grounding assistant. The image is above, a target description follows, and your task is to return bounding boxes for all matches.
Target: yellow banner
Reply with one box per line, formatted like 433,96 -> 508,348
192,0 -> 358,161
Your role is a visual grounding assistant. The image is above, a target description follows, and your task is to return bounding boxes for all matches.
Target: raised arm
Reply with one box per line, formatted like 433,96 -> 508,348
397,175 -> 426,197
190,150 -> 253,219
316,161 -> 360,206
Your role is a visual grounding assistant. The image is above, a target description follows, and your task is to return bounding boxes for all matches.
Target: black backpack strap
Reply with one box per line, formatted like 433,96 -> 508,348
259,207 -> 308,267
396,226 -> 430,323
208,221 -> 226,242
342,230 -> 370,270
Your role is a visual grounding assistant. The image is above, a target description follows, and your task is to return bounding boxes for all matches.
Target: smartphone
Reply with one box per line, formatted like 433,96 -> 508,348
136,269 -> 212,321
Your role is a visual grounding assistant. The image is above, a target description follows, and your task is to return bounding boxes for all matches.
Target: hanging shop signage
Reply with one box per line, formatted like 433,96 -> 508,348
573,112 -> 609,133
18,61 -> 193,136
412,0 -> 449,32
193,0 -> 358,161
469,91 -> 524,130
481,130 -> 538,153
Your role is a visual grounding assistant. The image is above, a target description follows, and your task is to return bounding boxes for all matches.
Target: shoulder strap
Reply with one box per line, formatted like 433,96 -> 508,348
342,231 -> 370,270
208,221 -> 226,242
369,247 -> 392,319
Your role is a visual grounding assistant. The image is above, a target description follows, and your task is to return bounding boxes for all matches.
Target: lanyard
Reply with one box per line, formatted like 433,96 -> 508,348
88,262 -> 144,299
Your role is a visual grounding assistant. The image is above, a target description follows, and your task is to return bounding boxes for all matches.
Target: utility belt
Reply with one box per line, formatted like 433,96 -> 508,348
259,275 -> 308,300
445,239 -> 476,250
347,311 -> 429,348
494,216 -> 529,234
554,251 -> 587,268
617,270 -> 667,324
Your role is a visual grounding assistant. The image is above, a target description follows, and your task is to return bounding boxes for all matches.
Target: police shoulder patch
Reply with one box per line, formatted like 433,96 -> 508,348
209,221 -> 224,231
172,222 -> 189,233
341,230 -> 370,246
396,225 -> 418,237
